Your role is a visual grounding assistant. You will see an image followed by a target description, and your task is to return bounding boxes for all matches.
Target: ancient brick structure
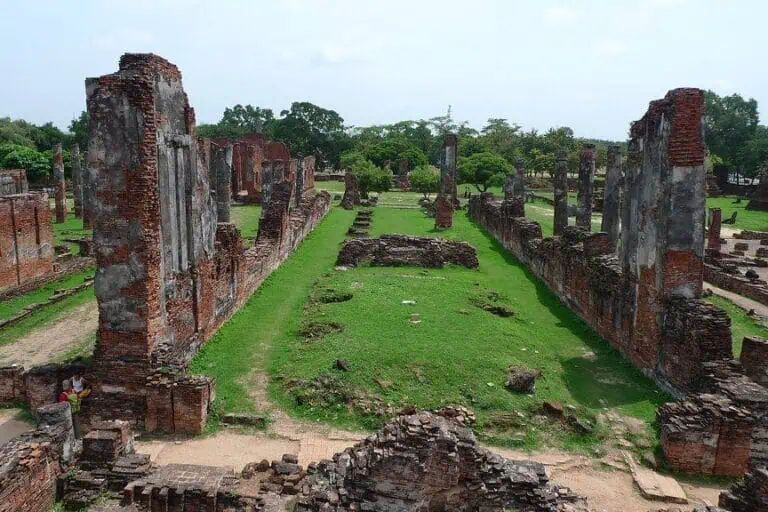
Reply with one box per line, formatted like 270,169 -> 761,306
82,152 -> 94,229
708,207 -> 722,251
53,143 -> 67,223
398,158 -> 408,176
439,133 -> 458,201
71,144 -> 83,218
0,169 -> 28,196
576,143 -> 595,230
296,410 -> 587,511
337,234 -> 479,268
601,144 -> 621,244
741,335 -> 768,386
553,149 -> 568,236
0,193 -> 55,293
295,155 -> 316,204
719,466 -> 768,510
503,173 -> 515,200
0,402 -> 75,512
434,174 -> 455,229
513,157 -> 526,201
211,142 -> 232,223
83,53 -> 330,433
747,170 -> 768,211
341,170 -> 361,209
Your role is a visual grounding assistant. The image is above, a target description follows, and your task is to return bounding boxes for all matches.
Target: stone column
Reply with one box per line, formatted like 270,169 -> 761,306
212,143 -> 233,223
601,144 -> 621,244
503,174 -> 515,201
440,134 -> 458,204
553,149 -> 569,236
71,145 -> 82,218
576,143 -> 595,230
341,170 -> 361,209
620,88 -> 706,369
708,207 -> 722,251
513,158 -> 526,201
434,174 -> 455,229
53,143 -> 67,223
294,158 -> 305,205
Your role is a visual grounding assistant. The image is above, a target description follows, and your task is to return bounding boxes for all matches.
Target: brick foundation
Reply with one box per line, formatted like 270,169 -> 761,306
0,169 -> 28,195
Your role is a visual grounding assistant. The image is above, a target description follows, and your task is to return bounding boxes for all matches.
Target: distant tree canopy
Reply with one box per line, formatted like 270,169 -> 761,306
7,89 -> 768,184
409,165 -> 440,199
458,151 -> 512,191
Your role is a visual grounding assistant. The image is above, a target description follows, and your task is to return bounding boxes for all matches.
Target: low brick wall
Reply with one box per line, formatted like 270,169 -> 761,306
0,403 -> 75,512
734,230 -> 768,240
705,263 -> 768,307
337,234 -> 479,269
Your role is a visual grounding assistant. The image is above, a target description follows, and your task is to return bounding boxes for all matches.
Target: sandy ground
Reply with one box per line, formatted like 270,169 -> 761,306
0,408 -> 34,446
0,300 -> 98,366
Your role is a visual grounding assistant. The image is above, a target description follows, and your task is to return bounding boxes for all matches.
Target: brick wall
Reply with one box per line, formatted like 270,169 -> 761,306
741,336 -> 768,386
705,263 -> 768,308
0,169 -> 28,195
0,193 -> 54,293
83,53 -> 330,433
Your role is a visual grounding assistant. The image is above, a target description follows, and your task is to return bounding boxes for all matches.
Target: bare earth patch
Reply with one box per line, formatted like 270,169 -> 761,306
0,300 -> 98,366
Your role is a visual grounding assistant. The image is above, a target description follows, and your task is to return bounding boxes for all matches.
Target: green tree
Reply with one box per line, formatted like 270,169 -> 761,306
704,91 -> 759,176
273,102 -> 349,168
408,165 -> 440,199
68,111 -> 89,150
364,138 -> 427,170
220,104 -> 275,135
458,151 -> 512,191
0,117 -> 37,147
1,146 -> 50,180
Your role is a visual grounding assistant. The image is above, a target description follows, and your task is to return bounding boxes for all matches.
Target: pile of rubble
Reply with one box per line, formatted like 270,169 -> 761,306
337,234 -> 479,269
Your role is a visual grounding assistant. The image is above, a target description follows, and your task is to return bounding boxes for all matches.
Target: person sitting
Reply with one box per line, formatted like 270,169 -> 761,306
71,371 -> 91,399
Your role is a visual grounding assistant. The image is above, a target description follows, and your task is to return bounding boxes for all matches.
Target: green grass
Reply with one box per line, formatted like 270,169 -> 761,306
0,285 -> 95,347
190,208 -> 356,413
230,204 -> 262,241
265,208 -> 667,451
706,294 -> 768,356
0,267 -> 94,322
53,328 -> 97,364
706,195 -> 768,232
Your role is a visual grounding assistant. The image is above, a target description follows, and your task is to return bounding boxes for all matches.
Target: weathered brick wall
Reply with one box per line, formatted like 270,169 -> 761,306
0,169 -> 28,195
741,336 -> 768,386
719,466 -> 768,511
337,234 -> 479,269
705,263 -> 768,307
0,193 -> 55,293
84,54 -> 331,433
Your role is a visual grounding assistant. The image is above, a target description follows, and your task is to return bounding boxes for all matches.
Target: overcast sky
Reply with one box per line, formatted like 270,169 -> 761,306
0,0 -> 764,140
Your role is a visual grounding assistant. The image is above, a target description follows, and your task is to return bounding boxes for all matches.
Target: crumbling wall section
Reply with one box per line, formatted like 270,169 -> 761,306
0,193 -> 55,293
337,234 -> 479,268
0,169 -> 28,195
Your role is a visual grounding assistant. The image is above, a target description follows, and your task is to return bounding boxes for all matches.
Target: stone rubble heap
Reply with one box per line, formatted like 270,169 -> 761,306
337,234 -> 479,269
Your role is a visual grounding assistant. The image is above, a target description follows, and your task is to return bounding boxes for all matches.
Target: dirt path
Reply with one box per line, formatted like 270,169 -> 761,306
705,282 -> 768,318
0,300 -> 98,366
0,408 -> 33,446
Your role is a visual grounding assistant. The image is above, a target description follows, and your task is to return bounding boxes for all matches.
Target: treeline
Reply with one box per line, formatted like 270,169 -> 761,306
3,90 -> 766,186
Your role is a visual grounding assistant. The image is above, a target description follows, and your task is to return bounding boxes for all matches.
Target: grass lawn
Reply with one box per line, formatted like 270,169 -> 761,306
190,208 -> 356,413
0,267 -> 94,322
0,286 -> 95,346
705,294 -> 768,356
230,204 -> 262,242
265,207 -> 667,452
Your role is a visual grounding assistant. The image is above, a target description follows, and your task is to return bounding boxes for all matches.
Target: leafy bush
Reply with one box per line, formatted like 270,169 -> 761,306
1,145 -> 50,180
409,165 -> 439,199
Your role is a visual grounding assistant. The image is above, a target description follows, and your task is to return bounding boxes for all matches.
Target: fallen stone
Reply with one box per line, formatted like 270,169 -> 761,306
567,415 -> 594,435
242,459 -> 271,478
334,359 -> 351,372
626,453 -> 687,504
221,413 -> 267,428
542,401 -> 565,419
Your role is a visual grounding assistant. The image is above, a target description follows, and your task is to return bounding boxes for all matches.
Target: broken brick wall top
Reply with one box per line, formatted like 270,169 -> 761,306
0,193 -> 54,293
337,234 -> 479,269
0,169 -> 28,196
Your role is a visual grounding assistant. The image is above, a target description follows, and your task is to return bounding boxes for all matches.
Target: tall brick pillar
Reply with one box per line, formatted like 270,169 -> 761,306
708,207 -> 722,251
576,143 -> 595,231
503,174 -> 514,201
620,88 -> 706,369
513,158 -> 526,201
53,143 -> 67,223
553,150 -> 569,236
294,158 -> 305,205
601,144 -> 621,244
82,150 -> 93,229
439,134 -> 458,203
71,145 -> 82,218
212,143 -> 232,223
86,53 -> 216,415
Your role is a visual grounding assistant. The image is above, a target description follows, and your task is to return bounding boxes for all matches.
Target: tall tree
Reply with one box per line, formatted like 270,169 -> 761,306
704,91 -> 759,176
69,111 -> 89,150
273,102 -> 349,168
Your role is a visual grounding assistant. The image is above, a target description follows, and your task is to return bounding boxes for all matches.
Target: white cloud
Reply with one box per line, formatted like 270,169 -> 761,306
311,46 -> 370,66
542,6 -> 584,27
94,28 -> 154,49
595,40 -> 628,56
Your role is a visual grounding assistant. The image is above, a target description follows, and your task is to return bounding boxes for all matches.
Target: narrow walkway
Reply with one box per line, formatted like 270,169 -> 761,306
705,282 -> 768,318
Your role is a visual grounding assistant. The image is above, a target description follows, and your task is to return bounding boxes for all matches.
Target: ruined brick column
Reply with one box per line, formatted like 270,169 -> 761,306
503,174 -> 515,201
434,175 -> 455,229
553,149 -> 569,236
53,143 -> 67,223
71,145 -> 82,218
82,151 -> 93,229
708,207 -> 722,251
513,158 -> 526,201
341,170 -> 361,210
294,158 -> 305,204
86,53 -> 216,421
398,159 -> 409,176
601,144 -> 621,244
620,88 -> 707,370
212,143 -> 232,223
576,143 -> 595,230
440,134 -> 458,204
